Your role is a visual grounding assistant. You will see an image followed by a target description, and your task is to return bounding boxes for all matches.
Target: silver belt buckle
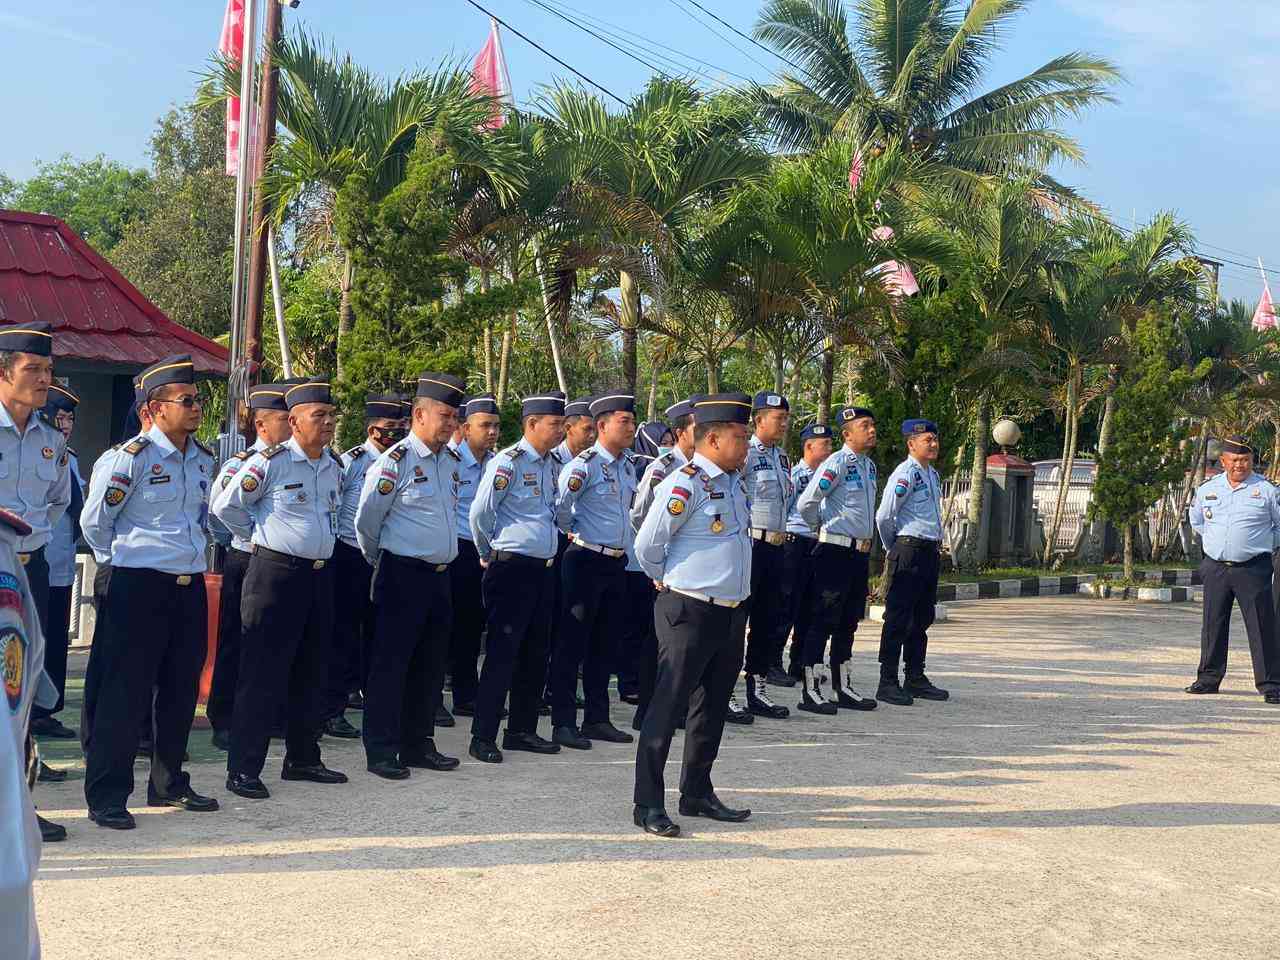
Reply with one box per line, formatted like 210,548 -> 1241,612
312,559 -> 325,570
176,574 -> 193,586
545,558 -> 554,567
855,539 -> 872,553
434,563 -> 448,573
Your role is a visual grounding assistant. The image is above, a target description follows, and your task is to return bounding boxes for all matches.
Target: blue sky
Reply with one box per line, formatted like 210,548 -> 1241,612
2,0 -> 1275,302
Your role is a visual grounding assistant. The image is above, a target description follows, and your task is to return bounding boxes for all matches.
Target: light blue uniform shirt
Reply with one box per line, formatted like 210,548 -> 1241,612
211,438 -> 265,553
634,452 -> 752,602
82,425 -> 213,574
553,440 -> 574,466
630,448 -> 687,533
555,441 -> 638,549
0,401 -> 71,553
354,432 -> 460,564
468,437 -> 561,561
211,436 -> 343,561
337,440 -> 380,549
785,459 -> 819,538
797,447 -> 878,540
876,455 -> 942,550
46,453 -> 82,586
744,435 -> 792,532
1189,472 -> 1280,561
449,438 -> 491,542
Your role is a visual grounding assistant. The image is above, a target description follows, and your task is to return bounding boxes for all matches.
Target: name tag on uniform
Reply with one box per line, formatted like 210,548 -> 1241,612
149,475 -> 171,485
709,491 -> 725,500
413,476 -> 428,484
1204,494 -> 1218,501
284,482 -> 303,490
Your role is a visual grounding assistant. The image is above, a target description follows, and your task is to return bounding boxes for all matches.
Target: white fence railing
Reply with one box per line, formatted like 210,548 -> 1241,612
1033,479 -> 1094,552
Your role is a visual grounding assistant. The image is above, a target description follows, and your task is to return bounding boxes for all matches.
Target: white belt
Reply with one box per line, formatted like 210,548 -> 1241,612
749,528 -> 786,546
669,588 -> 742,609
818,530 -> 872,552
570,535 -> 626,558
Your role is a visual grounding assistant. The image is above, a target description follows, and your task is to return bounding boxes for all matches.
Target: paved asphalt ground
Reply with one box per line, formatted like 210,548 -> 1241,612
30,597 -> 1280,959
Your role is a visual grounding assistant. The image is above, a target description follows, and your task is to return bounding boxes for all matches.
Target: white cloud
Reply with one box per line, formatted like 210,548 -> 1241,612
0,12 -> 125,54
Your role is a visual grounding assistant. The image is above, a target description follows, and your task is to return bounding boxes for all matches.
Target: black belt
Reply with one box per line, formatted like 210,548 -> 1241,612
1212,554 -> 1270,568
897,536 -> 941,549
251,545 -> 329,570
385,551 -> 450,573
492,550 -> 555,567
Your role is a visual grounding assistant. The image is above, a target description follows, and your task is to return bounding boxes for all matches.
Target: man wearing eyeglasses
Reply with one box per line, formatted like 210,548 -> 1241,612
82,355 -> 218,830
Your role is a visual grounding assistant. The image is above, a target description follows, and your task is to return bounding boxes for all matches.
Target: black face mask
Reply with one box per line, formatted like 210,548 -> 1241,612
371,426 -> 405,447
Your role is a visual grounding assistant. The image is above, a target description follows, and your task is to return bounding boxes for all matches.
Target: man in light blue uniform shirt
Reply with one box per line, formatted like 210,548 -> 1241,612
323,394 -> 407,739
211,379 -> 349,801
549,393 -> 639,749
82,355 -> 218,829
206,382 -> 294,750
796,408 -> 880,713
1186,435 -> 1280,703
447,393 -> 499,719
875,418 -> 949,706
632,392 -> 755,838
781,422 -> 831,685
355,372 -> 466,779
546,394 -> 594,708
742,390 -> 795,719
467,391 -> 567,764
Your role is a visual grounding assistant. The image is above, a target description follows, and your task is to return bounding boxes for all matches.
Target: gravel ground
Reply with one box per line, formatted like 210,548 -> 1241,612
32,596 -> 1280,960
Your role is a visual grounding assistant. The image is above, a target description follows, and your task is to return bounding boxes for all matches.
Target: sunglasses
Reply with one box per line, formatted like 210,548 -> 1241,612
152,395 -> 202,409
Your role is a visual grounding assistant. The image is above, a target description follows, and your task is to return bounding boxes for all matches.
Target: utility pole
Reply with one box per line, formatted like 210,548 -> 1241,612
244,0 -> 285,370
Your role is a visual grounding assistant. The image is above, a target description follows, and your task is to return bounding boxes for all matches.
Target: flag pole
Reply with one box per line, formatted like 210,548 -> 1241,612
492,18 -> 513,106
1260,257 -> 1271,293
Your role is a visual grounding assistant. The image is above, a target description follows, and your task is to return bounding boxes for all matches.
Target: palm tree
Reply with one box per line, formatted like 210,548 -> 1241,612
751,0 -> 1119,200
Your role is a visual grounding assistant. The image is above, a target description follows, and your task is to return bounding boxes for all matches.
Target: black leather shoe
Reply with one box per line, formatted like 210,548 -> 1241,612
281,761 -> 348,784
402,739 -> 460,770
725,696 -> 753,724
469,737 -> 503,763
1264,690 -> 1280,704
31,716 -> 77,739
836,689 -> 879,711
766,664 -> 797,688
452,701 -> 476,717
581,721 -> 634,744
367,760 -> 411,780
435,704 -> 456,728
148,787 -> 219,812
678,792 -> 751,822
633,804 -> 680,837
347,691 -> 365,711
876,681 -> 914,706
745,676 -> 790,719
89,809 -> 135,831
211,728 -> 231,751
502,730 -> 560,754
904,674 -> 949,701
619,690 -> 641,705
323,715 -> 361,739
226,773 -> 270,799
136,738 -> 154,758
37,760 -> 66,783
1185,680 -> 1220,694
39,814 -> 68,841
553,725 -> 592,750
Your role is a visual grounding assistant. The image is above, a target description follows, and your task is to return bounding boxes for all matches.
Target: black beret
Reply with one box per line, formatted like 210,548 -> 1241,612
839,406 -> 875,423
284,379 -> 333,409
752,390 -> 789,412
522,391 -> 566,417
902,418 -> 939,437
138,355 -> 195,396
416,372 -> 466,407
248,383 -> 290,411
589,393 -> 635,417
694,392 -> 752,426
0,322 -> 53,357
465,393 -> 500,417
801,424 -> 832,441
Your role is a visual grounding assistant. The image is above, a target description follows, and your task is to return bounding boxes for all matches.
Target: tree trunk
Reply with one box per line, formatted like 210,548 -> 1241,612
535,249 -> 568,393
1122,522 -> 1134,581
1097,387 -> 1117,458
1271,418 -> 1280,481
845,351 -> 855,405
706,360 -> 719,393
772,341 -> 785,394
962,393 -> 991,572
496,256 -> 519,403
817,338 -> 835,425
480,269 -> 493,391
619,270 -> 640,397
335,248 -> 354,381
647,373 -> 658,421
1044,368 -> 1079,565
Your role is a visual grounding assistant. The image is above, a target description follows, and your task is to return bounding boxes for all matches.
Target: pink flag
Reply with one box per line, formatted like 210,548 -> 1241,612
220,0 -> 245,176
848,148 -> 864,194
875,260 -> 920,298
471,19 -> 510,130
1253,283 -> 1277,331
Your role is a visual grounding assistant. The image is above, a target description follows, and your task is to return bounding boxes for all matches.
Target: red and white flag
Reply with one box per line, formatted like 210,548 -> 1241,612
220,0 -> 245,176
471,18 -> 511,130
1253,283 -> 1277,331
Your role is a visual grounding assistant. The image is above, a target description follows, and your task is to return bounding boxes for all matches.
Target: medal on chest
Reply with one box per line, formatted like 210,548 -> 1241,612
710,515 -> 724,534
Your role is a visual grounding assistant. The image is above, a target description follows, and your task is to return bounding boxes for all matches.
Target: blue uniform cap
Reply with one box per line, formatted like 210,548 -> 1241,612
752,390 -> 789,412
902,418 -> 939,437
564,396 -> 593,418
363,394 -> 404,419
137,355 -> 195,398
664,394 -> 704,423
248,383 -> 290,412
589,393 -> 635,417
44,383 -> 79,414
465,393 -> 500,417
416,371 -> 466,407
0,321 -> 53,357
284,379 -> 333,409
694,392 -> 752,425
1220,435 -> 1253,456
839,406 -> 875,423
522,391 -> 566,417
801,424 -> 831,442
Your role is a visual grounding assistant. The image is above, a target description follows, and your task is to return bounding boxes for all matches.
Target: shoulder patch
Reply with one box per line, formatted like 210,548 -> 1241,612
344,444 -> 367,460
261,443 -> 287,459
122,436 -> 151,456
444,445 -> 462,462
680,464 -> 698,477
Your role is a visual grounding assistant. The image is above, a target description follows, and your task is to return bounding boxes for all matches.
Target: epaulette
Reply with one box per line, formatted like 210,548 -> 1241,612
327,448 -> 344,467
122,436 -> 151,456
387,442 -> 408,463
550,449 -> 565,465
444,445 -> 462,462
232,450 -> 252,462
501,443 -> 524,460
680,464 -> 698,477
67,446 -> 77,457
659,451 -> 677,467
193,438 -> 213,457
260,443 -> 287,459
344,444 -> 366,460
579,449 -> 597,463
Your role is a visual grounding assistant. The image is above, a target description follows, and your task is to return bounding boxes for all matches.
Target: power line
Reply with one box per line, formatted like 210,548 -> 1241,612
665,0 -> 776,75
461,0 -> 628,107
521,0 -> 677,84
682,0 -> 796,72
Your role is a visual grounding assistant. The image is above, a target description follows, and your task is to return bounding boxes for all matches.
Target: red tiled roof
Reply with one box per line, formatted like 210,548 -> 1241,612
0,210 -> 228,375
